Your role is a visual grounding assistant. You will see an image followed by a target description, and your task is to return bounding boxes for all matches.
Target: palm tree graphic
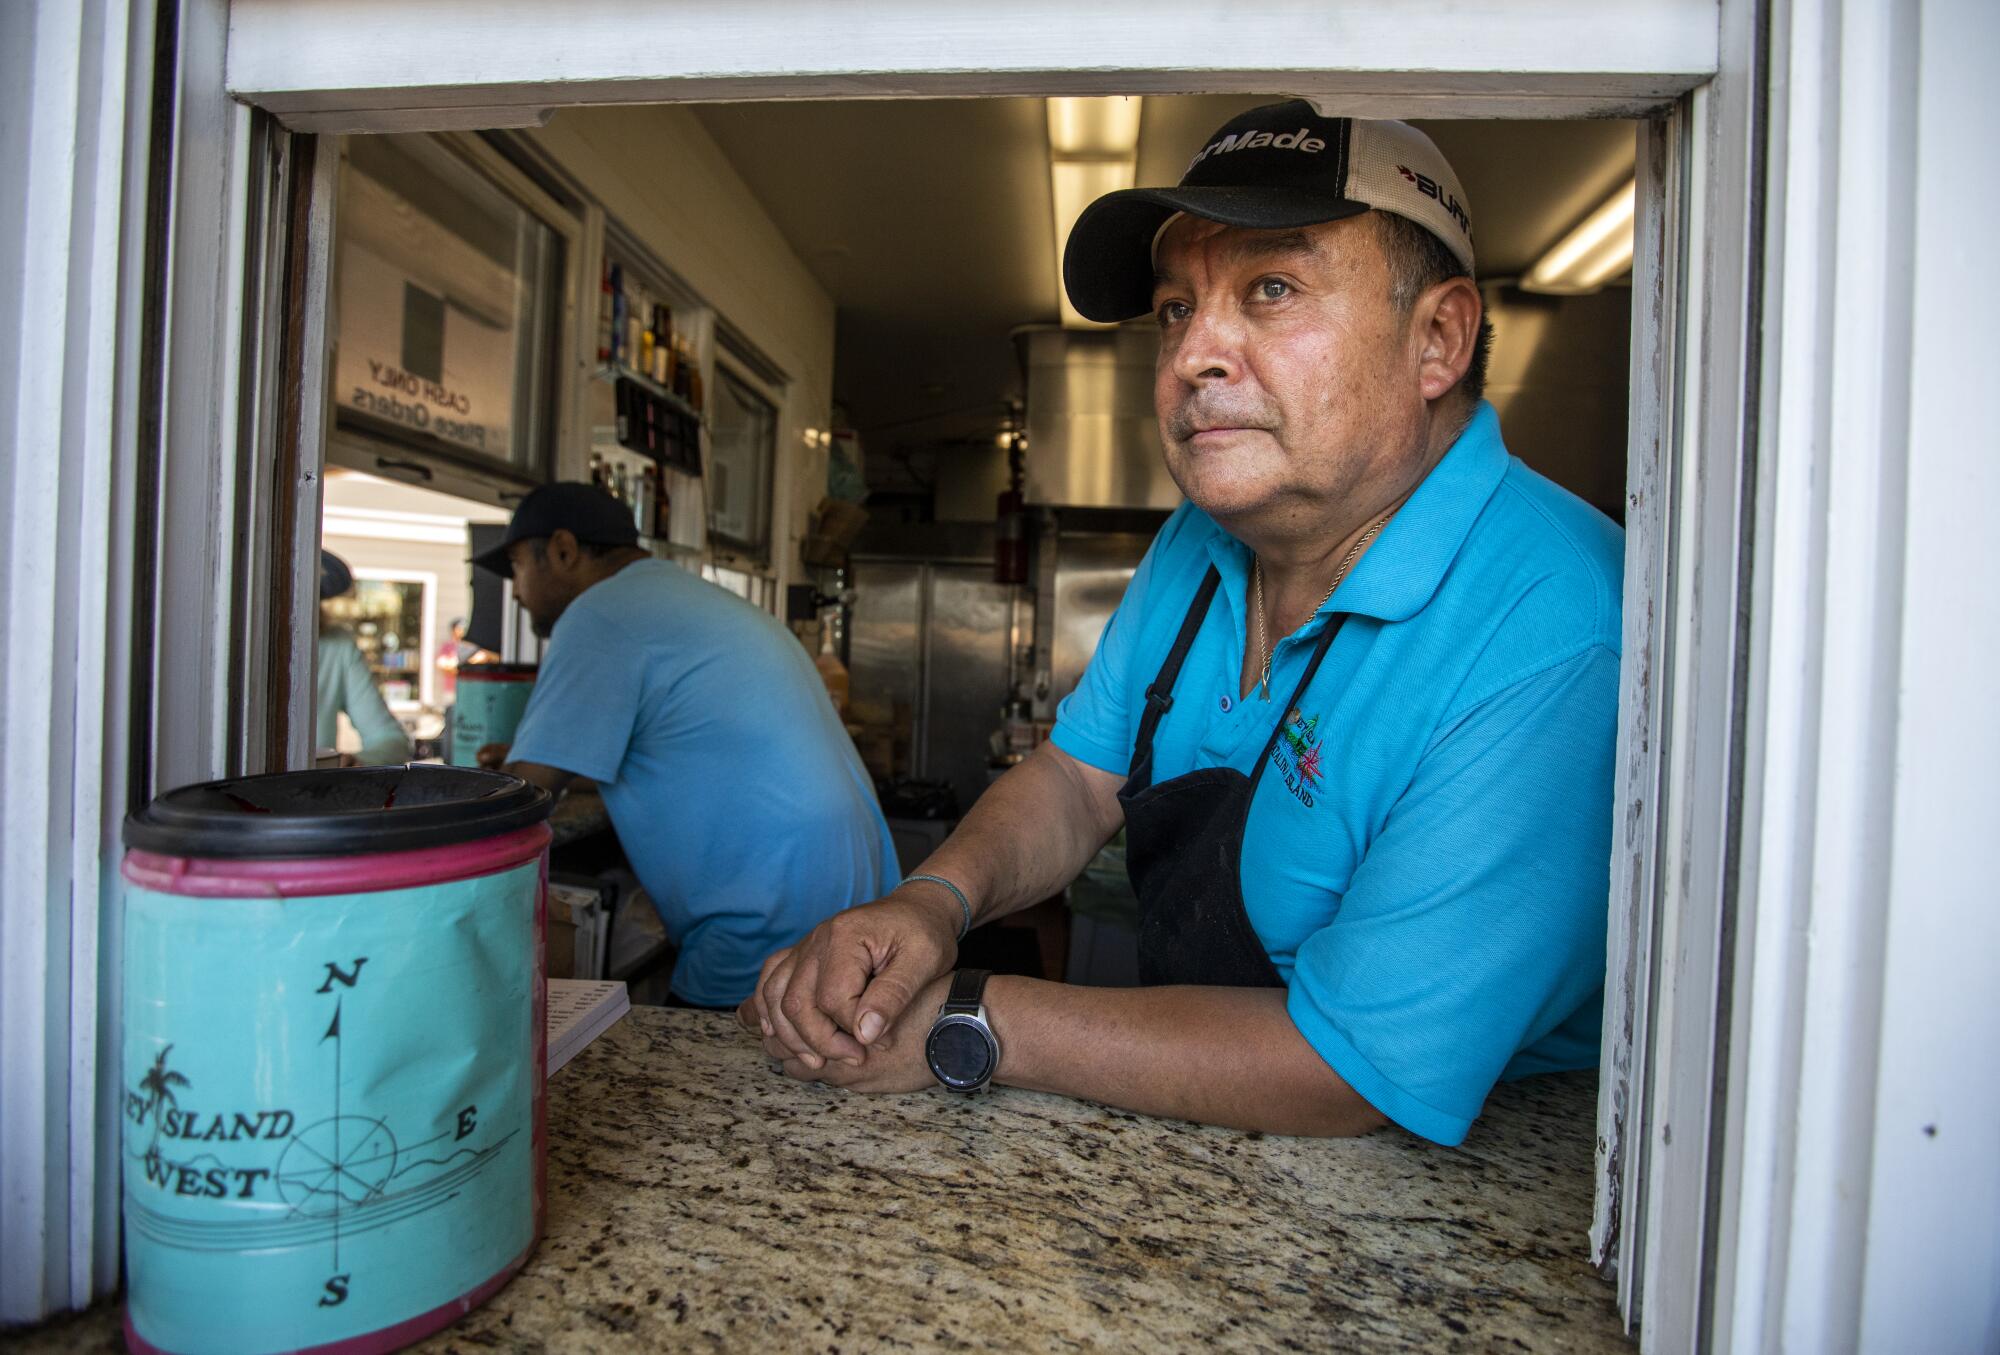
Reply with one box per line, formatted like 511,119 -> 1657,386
137,1045 -> 190,1148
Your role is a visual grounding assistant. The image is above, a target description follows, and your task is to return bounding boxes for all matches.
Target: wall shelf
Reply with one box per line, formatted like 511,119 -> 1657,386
592,360 -> 706,428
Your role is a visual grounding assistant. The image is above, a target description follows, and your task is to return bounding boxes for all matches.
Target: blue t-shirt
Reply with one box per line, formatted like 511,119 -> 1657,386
1052,403 -> 1622,1145
509,560 -> 898,1006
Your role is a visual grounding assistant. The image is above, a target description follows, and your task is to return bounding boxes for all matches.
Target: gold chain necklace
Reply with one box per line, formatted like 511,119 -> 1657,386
1252,510 -> 1393,701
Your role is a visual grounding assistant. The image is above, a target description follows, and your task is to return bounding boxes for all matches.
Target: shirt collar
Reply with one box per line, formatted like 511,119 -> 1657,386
1201,400 -> 1511,625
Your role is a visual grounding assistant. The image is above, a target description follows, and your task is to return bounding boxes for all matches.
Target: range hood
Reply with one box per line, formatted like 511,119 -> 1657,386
1015,328 -> 1181,510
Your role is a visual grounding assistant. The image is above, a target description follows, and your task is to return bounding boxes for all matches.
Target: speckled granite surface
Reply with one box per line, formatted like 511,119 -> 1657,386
15,1007 -> 1626,1353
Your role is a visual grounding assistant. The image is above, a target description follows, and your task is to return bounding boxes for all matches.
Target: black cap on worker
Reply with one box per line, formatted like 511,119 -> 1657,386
469,481 -> 640,576
320,550 -> 353,600
1062,100 -> 1476,324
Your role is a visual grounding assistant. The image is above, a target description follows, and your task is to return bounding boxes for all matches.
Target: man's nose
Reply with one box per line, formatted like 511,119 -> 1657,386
1170,303 -> 1243,387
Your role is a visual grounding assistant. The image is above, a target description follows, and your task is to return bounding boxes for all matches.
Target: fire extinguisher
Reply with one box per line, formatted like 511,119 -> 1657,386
995,430 -> 1028,585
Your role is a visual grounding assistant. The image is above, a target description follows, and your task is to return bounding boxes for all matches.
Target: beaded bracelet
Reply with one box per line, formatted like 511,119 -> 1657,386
905,873 -> 973,940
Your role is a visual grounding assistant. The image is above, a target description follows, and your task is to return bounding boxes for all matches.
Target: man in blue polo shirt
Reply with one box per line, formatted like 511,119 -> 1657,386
472,483 -> 898,1008
740,104 -> 1620,1145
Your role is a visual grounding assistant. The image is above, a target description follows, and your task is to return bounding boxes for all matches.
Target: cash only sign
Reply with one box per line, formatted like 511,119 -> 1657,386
344,356 -> 498,455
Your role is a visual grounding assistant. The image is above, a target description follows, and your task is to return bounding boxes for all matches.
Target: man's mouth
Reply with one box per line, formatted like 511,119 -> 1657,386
1168,406 -> 1274,442
1186,424 -> 1265,443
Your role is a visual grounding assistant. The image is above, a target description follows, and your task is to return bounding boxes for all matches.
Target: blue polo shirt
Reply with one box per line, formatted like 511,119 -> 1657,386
509,560 -> 898,1006
1052,403 -> 1622,1145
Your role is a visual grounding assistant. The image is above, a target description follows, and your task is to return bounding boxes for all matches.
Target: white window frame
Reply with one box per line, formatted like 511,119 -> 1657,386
217,16 -> 1744,1343
16,0 -> 1728,1329
22,2 -> 1996,1346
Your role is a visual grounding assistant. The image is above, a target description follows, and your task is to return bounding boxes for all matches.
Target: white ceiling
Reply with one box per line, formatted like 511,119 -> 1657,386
686,97 -> 1637,461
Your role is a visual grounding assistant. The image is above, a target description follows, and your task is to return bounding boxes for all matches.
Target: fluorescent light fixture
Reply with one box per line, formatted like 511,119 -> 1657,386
1052,159 -> 1137,327
1521,180 -> 1636,295
1047,96 -> 1143,157
1047,97 -> 1142,328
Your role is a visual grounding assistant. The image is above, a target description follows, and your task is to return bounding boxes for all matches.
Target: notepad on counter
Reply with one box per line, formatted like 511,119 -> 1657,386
547,979 -> 631,1076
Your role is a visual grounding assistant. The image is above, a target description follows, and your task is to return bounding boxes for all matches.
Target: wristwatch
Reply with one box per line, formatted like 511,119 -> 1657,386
924,969 -> 1000,1093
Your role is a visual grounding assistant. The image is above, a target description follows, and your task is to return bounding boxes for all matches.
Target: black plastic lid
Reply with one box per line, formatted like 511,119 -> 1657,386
124,765 -> 553,859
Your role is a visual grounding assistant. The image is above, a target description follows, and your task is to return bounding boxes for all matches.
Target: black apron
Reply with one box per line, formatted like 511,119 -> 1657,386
1118,566 -> 1348,987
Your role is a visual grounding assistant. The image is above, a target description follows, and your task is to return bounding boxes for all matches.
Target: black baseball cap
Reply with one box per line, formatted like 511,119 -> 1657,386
469,481 -> 640,575
1063,101 -> 1476,323
319,549 -> 353,600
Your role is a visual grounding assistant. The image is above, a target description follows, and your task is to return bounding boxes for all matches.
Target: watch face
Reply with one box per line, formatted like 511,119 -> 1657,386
926,1015 -> 995,1090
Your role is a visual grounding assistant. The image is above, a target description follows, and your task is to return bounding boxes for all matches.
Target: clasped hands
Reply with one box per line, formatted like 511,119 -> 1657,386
734,884 -> 968,1094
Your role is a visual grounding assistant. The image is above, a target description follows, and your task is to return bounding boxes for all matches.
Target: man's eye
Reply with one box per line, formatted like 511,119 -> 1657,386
1255,278 -> 1291,302
1156,300 -> 1191,327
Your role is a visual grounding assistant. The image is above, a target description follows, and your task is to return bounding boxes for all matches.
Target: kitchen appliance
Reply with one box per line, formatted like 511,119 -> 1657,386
1015,326 -> 1181,511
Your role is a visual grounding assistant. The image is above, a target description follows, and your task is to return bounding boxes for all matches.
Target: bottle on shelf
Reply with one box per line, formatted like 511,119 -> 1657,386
814,623 -> 850,716
588,452 -> 607,490
654,468 -> 672,539
651,304 -> 672,385
596,259 -> 614,363
671,337 -> 693,403
639,311 -> 656,380
632,464 -> 655,535
608,264 -> 626,367
626,285 -> 645,373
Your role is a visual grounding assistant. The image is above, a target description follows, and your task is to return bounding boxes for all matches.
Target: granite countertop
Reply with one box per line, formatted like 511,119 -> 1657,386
21,1007 -> 1626,1353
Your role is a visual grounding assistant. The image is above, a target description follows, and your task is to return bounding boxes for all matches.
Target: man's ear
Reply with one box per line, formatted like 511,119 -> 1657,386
546,528 -> 579,571
1414,277 -> 1481,404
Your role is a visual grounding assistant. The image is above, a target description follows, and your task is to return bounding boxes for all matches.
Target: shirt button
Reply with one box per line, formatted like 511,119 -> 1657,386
1219,694 -> 1233,713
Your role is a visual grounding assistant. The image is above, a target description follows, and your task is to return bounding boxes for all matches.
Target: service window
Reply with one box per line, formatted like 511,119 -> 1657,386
332,134 -> 566,482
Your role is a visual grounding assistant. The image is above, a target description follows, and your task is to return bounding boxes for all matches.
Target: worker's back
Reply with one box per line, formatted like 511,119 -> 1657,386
508,559 -> 897,1006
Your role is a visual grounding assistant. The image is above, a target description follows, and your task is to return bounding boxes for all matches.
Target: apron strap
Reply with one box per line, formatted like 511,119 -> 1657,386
1127,566 -> 1223,779
1246,612 -> 1349,795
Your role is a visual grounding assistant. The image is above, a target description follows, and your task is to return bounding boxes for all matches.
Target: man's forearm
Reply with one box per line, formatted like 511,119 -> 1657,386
502,759 -> 581,795
982,977 -> 1386,1138
912,743 -> 1122,928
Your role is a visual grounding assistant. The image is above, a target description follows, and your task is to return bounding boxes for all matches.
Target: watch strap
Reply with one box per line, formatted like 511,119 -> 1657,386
941,968 -> 991,1014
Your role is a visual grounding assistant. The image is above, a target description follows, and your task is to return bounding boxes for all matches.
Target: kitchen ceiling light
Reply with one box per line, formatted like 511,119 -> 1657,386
1047,97 -> 1142,329
1521,180 -> 1636,295
1047,97 -> 1143,158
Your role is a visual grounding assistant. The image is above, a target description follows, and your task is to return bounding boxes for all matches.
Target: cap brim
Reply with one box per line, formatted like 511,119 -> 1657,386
1062,186 -> 1372,323
469,542 -> 514,577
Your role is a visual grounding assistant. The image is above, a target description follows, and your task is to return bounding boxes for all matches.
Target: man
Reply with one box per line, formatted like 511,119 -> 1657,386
472,482 -> 898,1008
316,549 -> 413,766
741,104 -> 1622,1145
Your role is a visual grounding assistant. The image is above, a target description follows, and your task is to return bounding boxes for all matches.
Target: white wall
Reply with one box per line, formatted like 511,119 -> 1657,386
525,105 -> 835,594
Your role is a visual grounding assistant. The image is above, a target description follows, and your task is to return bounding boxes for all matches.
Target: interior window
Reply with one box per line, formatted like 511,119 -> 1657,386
706,363 -> 777,559
332,135 -> 564,480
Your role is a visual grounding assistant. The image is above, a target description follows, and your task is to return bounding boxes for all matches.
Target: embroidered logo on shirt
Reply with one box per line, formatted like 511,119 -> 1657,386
1271,707 -> 1324,807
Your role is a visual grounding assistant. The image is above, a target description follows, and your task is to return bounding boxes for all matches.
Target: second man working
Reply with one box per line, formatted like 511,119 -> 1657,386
473,482 -> 898,1009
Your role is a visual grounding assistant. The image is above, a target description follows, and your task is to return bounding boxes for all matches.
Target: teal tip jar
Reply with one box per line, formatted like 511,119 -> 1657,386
448,663 -> 538,766
120,765 -> 554,1355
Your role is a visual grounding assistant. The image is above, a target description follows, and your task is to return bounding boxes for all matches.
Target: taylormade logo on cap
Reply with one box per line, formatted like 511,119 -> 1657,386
1187,126 -> 1327,172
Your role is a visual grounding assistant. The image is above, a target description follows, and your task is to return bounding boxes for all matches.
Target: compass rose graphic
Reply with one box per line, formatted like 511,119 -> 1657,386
276,1117 -> 398,1214
120,950 -> 521,1317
